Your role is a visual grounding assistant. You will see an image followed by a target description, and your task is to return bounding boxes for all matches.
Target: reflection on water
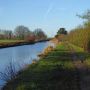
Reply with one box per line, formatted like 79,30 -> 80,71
0,42 -> 49,86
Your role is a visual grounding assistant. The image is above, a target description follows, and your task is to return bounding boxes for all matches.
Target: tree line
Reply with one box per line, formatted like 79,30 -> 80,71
0,26 -> 47,41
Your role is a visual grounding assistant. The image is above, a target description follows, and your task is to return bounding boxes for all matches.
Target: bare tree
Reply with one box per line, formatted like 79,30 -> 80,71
33,28 -> 47,41
14,25 -> 32,40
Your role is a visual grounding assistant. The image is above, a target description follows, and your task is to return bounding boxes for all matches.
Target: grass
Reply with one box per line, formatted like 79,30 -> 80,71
2,42 -> 90,90
0,39 -> 28,48
68,43 -> 84,52
0,40 -> 25,45
0,40 -> 24,43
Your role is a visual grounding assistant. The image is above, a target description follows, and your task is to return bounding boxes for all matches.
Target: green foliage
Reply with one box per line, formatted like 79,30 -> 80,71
57,28 -> 67,35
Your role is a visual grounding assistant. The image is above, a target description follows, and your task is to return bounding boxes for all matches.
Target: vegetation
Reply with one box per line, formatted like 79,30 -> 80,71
0,25 -> 47,42
1,42 -> 75,90
2,41 -> 90,90
77,10 -> 90,21
0,40 -> 26,48
1,10 -> 90,90
0,26 -> 48,47
57,28 -> 67,35
64,10 -> 90,52
55,28 -> 67,42
33,28 -> 47,41
0,40 -> 24,43
14,25 -> 32,40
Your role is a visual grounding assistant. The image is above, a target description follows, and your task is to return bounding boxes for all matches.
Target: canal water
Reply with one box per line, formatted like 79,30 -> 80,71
0,41 -> 50,87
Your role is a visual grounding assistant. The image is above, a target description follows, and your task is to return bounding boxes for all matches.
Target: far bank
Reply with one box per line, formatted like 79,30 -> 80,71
0,38 -> 51,49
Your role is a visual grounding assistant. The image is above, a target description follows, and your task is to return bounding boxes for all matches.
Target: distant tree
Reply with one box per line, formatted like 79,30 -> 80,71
0,30 -> 13,39
0,30 -> 4,39
26,34 -> 35,42
57,28 -> 67,35
33,28 -> 47,40
14,25 -> 32,40
3,30 -> 13,39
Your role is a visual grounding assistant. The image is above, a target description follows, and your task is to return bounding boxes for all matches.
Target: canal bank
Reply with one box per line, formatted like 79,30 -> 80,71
0,41 -> 50,88
0,39 -> 51,49
2,41 -> 90,90
1,42 -> 78,90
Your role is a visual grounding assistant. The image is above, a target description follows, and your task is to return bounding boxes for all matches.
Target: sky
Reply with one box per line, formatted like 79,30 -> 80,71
0,0 -> 90,37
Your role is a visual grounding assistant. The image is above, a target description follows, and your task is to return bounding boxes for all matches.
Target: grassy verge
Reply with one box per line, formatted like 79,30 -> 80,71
0,39 -> 50,48
0,40 -> 34,48
0,40 -> 25,45
0,40 -> 25,43
2,42 -> 90,90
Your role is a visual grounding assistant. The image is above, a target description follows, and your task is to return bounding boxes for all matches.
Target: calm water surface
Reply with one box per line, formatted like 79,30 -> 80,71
0,42 -> 50,86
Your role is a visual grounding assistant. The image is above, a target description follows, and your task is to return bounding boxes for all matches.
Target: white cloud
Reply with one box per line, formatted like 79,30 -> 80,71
44,3 -> 54,20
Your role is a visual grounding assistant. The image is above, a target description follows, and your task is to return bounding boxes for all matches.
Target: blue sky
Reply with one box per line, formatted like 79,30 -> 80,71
0,0 -> 90,37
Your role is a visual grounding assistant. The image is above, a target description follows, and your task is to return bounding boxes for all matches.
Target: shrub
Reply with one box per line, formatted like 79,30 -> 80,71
66,25 -> 90,52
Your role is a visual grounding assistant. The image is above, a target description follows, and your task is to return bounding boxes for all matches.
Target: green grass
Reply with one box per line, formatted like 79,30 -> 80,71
68,43 -> 84,52
0,40 -> 24,43
56,42 -> 70,51
3,42 -> 90,90
0,40 -> 26,47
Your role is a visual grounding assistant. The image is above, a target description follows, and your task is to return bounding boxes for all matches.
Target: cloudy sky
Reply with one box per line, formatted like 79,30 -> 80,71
0,0 -> 90,37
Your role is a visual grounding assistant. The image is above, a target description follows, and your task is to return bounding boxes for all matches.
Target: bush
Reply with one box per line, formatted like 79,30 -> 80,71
66,25 -> 90,52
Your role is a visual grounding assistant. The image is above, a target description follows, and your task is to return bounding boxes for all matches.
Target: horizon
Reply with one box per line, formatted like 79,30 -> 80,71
0,0 -> 90,37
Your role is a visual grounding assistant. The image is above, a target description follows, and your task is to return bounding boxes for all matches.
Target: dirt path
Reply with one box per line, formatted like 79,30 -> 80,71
73,58 -> 90,90
67,44 -> 90,90
68,43 -> 90,90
